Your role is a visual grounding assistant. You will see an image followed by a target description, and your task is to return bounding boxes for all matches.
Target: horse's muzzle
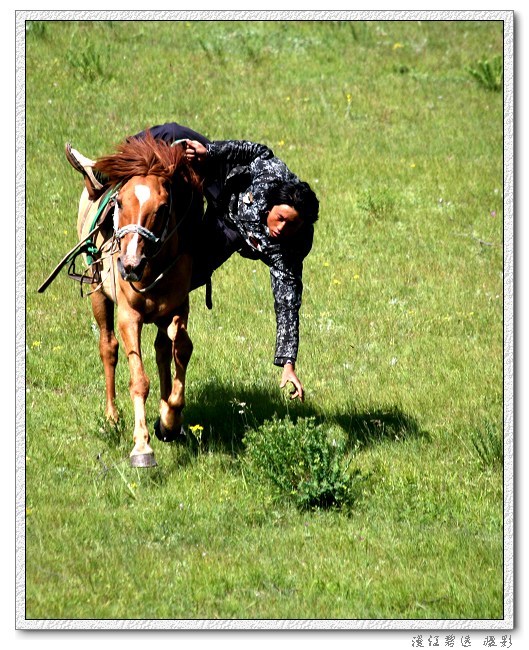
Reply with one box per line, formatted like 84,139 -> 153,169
117,255 -> 148,282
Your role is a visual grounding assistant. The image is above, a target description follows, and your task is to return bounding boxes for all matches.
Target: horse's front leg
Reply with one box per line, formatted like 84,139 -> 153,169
154,298 -> 193,443
118,309 -> 156,467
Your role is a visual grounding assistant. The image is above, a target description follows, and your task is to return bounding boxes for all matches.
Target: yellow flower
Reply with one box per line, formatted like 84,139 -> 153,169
31,340 -> 41,348
189,424 -> 204,433
346,93 -> 352,103
277,140 -> 285,147
410,163 -> 416,168
332,278 -> 341,285
353,274 -> 360,280
393,42 -> 403,50
323,261 -> 330,267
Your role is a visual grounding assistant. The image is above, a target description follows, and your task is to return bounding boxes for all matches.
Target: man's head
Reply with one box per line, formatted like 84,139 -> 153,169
265,180 -> 319,239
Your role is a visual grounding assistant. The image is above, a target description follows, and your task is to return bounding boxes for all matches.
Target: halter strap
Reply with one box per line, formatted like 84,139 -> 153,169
113,180 -> 173,246
114,223 -> 161,244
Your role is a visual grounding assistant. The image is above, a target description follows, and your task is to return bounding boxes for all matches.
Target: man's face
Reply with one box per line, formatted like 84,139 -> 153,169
267,204 -> 303,239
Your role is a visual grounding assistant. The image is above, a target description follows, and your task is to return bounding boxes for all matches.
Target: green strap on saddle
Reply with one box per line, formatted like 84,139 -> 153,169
85,184 -> 121,264
38,183 -> 121,294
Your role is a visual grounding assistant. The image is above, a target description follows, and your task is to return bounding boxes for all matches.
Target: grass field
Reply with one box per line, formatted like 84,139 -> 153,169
22,17 -> 507,623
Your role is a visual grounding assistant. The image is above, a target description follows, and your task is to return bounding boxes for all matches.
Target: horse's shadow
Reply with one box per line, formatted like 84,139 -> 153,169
181,381 -> 428,457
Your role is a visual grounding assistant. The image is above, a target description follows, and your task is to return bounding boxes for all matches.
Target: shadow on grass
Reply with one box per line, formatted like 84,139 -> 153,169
182,380 -> 429,456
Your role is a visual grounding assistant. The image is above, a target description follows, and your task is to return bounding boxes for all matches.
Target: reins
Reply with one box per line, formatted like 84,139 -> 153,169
37,185 -> 120,294
39,166 -> 199,299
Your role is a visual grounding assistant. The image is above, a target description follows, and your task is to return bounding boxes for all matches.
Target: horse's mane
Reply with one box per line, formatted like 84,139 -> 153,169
94,130 -> 201,189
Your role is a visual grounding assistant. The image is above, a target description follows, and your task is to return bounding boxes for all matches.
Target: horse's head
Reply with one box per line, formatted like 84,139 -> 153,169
94,131 -> 202,284
114,175 -> 170,282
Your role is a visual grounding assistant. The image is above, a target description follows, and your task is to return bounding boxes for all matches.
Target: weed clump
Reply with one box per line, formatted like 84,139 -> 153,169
66,42 -> 105,82
470,421 -> 503,470
468,56 -> 503,92
357,188 -> 399,223
243,416 -> 361,511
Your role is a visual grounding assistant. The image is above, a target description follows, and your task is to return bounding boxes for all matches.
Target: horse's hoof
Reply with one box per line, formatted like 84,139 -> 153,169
154,417 -> 186,443
130,452 -> 157,468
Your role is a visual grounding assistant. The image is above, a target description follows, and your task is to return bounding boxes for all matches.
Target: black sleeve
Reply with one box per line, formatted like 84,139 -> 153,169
206,140 -> 275,166
270,259 -> 303,367
270,227 -> 314,366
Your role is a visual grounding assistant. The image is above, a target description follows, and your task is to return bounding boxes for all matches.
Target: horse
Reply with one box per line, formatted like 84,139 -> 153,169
75,132 -> 204,467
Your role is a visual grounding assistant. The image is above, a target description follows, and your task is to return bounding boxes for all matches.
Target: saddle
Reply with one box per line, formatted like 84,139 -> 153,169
64,143 -> 105,201
38,182 -> 118,295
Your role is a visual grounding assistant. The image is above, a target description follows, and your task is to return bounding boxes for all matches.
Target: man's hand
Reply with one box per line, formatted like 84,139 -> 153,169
280,363 -> 305,402
184,139 -> 208,163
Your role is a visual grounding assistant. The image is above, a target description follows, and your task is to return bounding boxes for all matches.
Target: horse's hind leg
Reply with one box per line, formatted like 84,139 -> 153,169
90,290 -> 119,422
154,298 -> 193,442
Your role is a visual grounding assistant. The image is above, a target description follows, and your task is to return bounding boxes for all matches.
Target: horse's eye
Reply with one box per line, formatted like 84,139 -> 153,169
116,198 -> 122,210
157,204 -> 168,218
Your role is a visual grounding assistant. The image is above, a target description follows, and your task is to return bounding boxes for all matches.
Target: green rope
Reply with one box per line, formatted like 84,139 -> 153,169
86,183 -> 121,264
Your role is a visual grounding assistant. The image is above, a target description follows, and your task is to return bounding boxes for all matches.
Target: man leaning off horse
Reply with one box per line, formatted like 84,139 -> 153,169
66,122 -> 319,402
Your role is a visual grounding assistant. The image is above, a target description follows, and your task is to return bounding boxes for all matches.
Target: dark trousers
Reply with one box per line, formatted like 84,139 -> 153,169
134,122 -> 211,147
189,210 -> 244,290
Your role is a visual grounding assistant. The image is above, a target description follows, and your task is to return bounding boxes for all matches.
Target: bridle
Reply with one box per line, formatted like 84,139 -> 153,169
114,223 -> 162,248
113,182 -> 173,255
113,182 -> 196,295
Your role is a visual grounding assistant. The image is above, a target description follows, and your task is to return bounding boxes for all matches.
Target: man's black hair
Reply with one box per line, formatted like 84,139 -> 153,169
265,180 -> 319,225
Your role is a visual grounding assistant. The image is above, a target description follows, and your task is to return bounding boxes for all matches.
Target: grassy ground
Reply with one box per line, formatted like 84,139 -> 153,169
23,18 -> 505,622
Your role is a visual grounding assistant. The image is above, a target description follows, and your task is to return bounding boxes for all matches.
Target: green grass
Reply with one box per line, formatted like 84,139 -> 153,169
23,18 -> 505,622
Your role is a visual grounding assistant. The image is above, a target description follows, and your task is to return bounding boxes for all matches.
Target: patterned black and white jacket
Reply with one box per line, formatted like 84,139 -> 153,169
204,140 -> 314,367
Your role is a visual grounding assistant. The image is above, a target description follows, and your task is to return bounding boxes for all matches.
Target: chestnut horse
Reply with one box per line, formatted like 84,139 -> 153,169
78,132 -> 203,467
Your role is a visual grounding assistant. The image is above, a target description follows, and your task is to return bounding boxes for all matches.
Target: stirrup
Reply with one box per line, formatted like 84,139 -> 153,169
65,142 -> 103,190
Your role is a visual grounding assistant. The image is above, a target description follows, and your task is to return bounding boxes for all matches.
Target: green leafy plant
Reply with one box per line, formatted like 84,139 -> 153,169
357,187 -> 399,222
468,56 -> 503,92
66,42 -> 105,82
243,416 -> 361,510
470,422 -> 503,470
25,21 -> 47,39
